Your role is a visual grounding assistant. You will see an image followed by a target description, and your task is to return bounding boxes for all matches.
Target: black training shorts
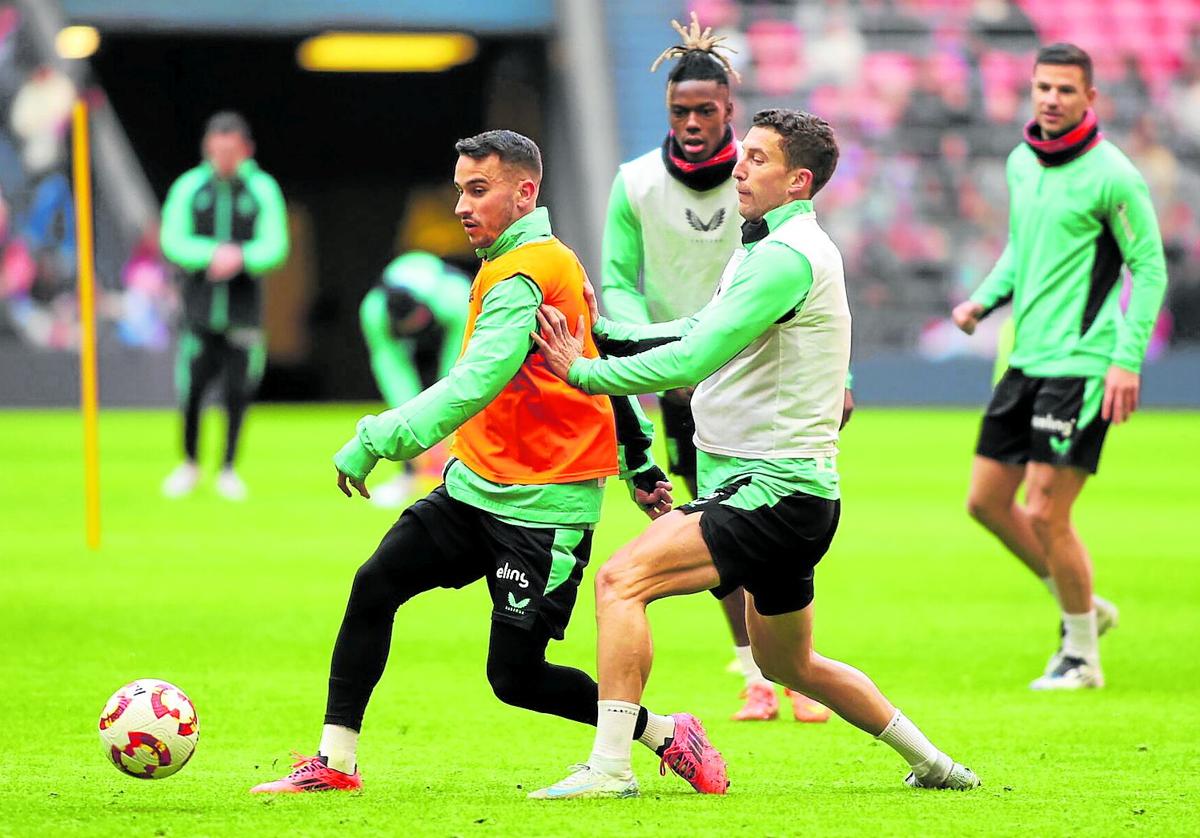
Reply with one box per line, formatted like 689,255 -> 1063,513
977,367 -> 1111,474
403,486 -> 592,640
680,477 -> 840,616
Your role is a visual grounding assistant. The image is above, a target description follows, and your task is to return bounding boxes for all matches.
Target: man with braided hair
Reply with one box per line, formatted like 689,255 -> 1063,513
601,13 -> 843,724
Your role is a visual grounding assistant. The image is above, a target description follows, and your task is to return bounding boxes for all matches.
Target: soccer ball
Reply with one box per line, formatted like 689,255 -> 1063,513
98,679 -> 199,779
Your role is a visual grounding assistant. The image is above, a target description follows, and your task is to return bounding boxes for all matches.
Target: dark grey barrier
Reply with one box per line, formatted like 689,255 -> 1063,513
1,340 -> 1196,408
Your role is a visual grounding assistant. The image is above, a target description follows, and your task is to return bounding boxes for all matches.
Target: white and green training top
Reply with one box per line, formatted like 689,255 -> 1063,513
601,147 -> 742,325
571,199 -> 851,499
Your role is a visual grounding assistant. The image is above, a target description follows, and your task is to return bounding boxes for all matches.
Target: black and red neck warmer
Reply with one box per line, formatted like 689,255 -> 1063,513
1023,109 -> 1102,167
662,126 -> 738,191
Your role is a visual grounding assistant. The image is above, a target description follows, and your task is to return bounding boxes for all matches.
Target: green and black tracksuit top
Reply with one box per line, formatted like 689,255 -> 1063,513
971,135 -> 1167,378
160,159 -> 289,333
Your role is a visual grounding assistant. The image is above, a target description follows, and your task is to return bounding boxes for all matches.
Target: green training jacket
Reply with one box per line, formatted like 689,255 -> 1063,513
160,159 -> 289,333
971,140 -> 1167,377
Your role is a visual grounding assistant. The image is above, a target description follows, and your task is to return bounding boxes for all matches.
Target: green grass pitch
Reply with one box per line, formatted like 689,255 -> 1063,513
1,405 -> 1197,836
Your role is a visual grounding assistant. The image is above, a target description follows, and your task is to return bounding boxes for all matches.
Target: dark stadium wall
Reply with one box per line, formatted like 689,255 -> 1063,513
90,32 -> 547,401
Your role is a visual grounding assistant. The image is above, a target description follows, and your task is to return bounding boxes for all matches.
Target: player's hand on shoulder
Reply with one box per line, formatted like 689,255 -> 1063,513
336,468 -> 370,499
531,304 -> 585,382
951,301 -> 984,335
1102,365 -> 1140,425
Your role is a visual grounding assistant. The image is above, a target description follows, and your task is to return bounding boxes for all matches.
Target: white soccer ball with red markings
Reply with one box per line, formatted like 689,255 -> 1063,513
98,679 -> 199,779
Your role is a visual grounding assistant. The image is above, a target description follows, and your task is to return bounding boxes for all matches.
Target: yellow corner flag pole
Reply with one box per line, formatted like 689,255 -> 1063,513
72,99 -> 101,550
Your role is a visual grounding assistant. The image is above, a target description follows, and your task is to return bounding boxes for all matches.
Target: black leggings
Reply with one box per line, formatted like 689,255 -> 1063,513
178,329 -> 260,466
324,511 -> 606,732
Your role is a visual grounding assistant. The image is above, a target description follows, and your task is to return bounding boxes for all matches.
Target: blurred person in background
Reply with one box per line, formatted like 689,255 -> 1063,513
359,250 -> 469,507
953,44 -> 1167,690
603,13 -> 847,724
159,111 -> 288,501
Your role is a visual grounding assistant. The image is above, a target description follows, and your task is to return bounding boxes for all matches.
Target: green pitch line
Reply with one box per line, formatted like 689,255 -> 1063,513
0,406 -> 1196,836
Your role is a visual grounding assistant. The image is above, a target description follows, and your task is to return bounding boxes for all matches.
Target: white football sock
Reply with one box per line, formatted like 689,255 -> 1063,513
589,700 -> 638,776
636,711 -> 676,754
1062,610 -> 1099,660
877,710 -> 949,782
318,724 -> 359,774
1040,575 -> 1060,604
735,645 -> 768,687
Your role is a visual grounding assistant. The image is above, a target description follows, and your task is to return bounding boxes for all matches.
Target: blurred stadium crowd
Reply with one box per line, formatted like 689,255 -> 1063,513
3,0 -> 1199,358
0,2 -> 170,352
697,0 -> 1200,356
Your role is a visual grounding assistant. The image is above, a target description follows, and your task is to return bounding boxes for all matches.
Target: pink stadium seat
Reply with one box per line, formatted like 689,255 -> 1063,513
746,20 -> 805,96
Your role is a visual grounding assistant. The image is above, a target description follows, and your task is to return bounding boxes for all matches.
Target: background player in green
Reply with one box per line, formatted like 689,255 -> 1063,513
532,109 -> 978,798
603,13 -> 838,723
359,250 -> 469,507
952,44 -> 1167,690
159,112 -> 289,501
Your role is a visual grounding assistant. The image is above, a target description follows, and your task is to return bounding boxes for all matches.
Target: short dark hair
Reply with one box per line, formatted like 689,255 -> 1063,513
668,50 -> 729,87
751,109 -> 839,196
205,110 -> 252,142
1034,42 -> 1093,88
454,130 -> 542,179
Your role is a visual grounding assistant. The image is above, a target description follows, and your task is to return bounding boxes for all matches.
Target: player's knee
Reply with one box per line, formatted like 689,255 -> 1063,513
966,490 -> 1004,526
1024,487 -> 1065,536
485,660 -> 534,709
594,555 -> 636,606
346,555 -> 410,613
965,493 -> 989,523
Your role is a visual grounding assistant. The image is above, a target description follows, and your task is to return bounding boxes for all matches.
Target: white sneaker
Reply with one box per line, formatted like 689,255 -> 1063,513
1031,655 -> 1105,690
162,462 -> 199,498
905,760 -> 981,790
370,473 -> 414,509
527,764 -> 639,800
1095,597 -> 1120,636
1044,599 -> 1119,676
216,468 -> 248,502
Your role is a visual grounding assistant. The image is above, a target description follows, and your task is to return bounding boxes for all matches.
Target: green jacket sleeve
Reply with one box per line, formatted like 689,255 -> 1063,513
970,241 -> 1016,317
360,288 -> 423,408
334,278 -> 541,479
569,243 -> 814,396
1108,169 -> 1168,374
600,172 -> 651,325
241,171 -> 289,275
160,168 -> 218,271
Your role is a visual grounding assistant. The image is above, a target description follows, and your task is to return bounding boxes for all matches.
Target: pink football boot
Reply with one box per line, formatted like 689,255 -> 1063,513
659,714 -> 729,794
249,753 -> 362,793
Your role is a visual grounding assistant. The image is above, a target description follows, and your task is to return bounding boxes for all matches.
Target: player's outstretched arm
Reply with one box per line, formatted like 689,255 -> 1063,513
539,243 -> 812,398
333,278 -> 541,493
